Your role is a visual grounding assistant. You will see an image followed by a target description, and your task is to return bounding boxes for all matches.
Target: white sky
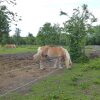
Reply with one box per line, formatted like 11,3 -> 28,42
9,0 -> 100,37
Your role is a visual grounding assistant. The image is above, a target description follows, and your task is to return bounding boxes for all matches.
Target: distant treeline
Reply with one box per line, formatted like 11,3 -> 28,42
0,23 -> 68,46
0,23 -> 100,46
86,25 -> 100,45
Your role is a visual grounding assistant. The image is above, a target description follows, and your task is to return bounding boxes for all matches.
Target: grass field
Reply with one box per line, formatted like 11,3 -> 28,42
0,45 -> 39,54
0,58 -> 100,100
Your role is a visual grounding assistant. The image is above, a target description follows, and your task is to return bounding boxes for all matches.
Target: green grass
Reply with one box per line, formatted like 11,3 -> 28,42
0,58 -> 100,100
0,45 -> 39,54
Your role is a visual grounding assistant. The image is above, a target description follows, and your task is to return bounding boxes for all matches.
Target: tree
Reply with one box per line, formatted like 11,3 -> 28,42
0,0 -> 16,5
60,4 -> 97,62
0,0 -> 21,44
0,6 -> 10,43
86,25 -> 100,45
36,22 -> 62,45
93,25 -> 100,45
59,33 -> 69,45
0,0 -> 21,24
13,28 -> 21,45
36,23 -> 53,45
1,33 -> 10,46
26,32 -> 35,45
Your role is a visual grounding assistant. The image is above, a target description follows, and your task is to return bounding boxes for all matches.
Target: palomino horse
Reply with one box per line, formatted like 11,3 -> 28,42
5,44 -> 16,48
33,45 -> 72,69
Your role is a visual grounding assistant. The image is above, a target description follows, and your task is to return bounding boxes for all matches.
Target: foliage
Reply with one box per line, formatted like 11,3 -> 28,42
0,0 -> 17,5
0,0 -> 21,25
10,32 -> 36,45
60,4 -> 97,62
12,28 -> 21,45
81,58 -> 100,71
36,22 -> 68,45
1,33 -> 10,46
0,0 -> 21,45
86,25 -> 100,45
26,33 -> 36,45
0,6 -> 10,43
93,25 -> 100,44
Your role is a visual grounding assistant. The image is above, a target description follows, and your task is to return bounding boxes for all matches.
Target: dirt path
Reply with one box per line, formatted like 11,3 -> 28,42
0,53 -> 59,96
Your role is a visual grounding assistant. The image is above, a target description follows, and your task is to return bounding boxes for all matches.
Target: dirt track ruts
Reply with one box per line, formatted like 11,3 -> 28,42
0,52 -> 57,96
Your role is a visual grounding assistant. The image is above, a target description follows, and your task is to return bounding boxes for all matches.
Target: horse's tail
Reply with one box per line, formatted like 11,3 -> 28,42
69,56 -> 72,66
62,47 -> 72,66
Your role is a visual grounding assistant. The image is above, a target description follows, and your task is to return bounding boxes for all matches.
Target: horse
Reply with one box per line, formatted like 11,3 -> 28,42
5,44 -> 16,48
33,45 -> 72,69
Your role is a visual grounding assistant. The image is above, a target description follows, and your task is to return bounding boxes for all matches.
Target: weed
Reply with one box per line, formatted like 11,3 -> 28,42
79,82 -> 90,90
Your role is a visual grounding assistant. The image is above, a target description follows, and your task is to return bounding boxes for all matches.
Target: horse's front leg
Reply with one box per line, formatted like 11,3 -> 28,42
40,60 -> 44,69
53,58 -> 58,68
40,57 -> 45,69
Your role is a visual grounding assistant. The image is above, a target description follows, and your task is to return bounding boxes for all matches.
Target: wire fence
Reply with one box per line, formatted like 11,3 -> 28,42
0,69 -> 60,97
0,57 -> 61,97
0,56 -> 59,74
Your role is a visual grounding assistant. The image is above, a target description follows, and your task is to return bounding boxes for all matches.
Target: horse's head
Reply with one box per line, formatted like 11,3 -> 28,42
33,47 -> 42,62
33,53 -> 41,62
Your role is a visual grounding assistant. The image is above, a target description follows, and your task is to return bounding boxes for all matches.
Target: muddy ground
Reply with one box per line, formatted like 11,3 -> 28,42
0,46 -> 100,96
0,53 -> 58,95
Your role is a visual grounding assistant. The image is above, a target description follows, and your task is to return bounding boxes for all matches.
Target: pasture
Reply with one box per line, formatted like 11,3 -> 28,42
0,45 -> 100,100
0,45 -> 39,54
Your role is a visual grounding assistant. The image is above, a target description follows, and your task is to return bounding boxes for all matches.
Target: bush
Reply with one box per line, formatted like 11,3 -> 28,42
73,54 -> 89,63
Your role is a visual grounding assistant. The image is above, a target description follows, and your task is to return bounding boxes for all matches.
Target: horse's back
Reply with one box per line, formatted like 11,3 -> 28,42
38,45 -> 66,57
47,46 -> 65,57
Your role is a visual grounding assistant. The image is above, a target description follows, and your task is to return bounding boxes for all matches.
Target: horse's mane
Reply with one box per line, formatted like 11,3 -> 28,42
46,45 -> 61,47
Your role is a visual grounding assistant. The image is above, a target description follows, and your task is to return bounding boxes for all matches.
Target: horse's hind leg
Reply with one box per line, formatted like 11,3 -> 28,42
53,59 -> 58,68
40,60 -> 44,69
40,57 -> 46,69
58,57 -> 63,69
65,61 -> 69,69
53,57 -> 62,69
64,57 -> 70,69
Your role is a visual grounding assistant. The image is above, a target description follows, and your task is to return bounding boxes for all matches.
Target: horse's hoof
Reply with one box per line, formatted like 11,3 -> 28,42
59,67 -> 63,69
53,66 -> 57,69
40,68 -> 46,70
67,67 -> 72,70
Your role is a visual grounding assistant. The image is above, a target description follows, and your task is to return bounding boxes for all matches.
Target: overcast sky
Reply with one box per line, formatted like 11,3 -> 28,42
9,0 -> 100,37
